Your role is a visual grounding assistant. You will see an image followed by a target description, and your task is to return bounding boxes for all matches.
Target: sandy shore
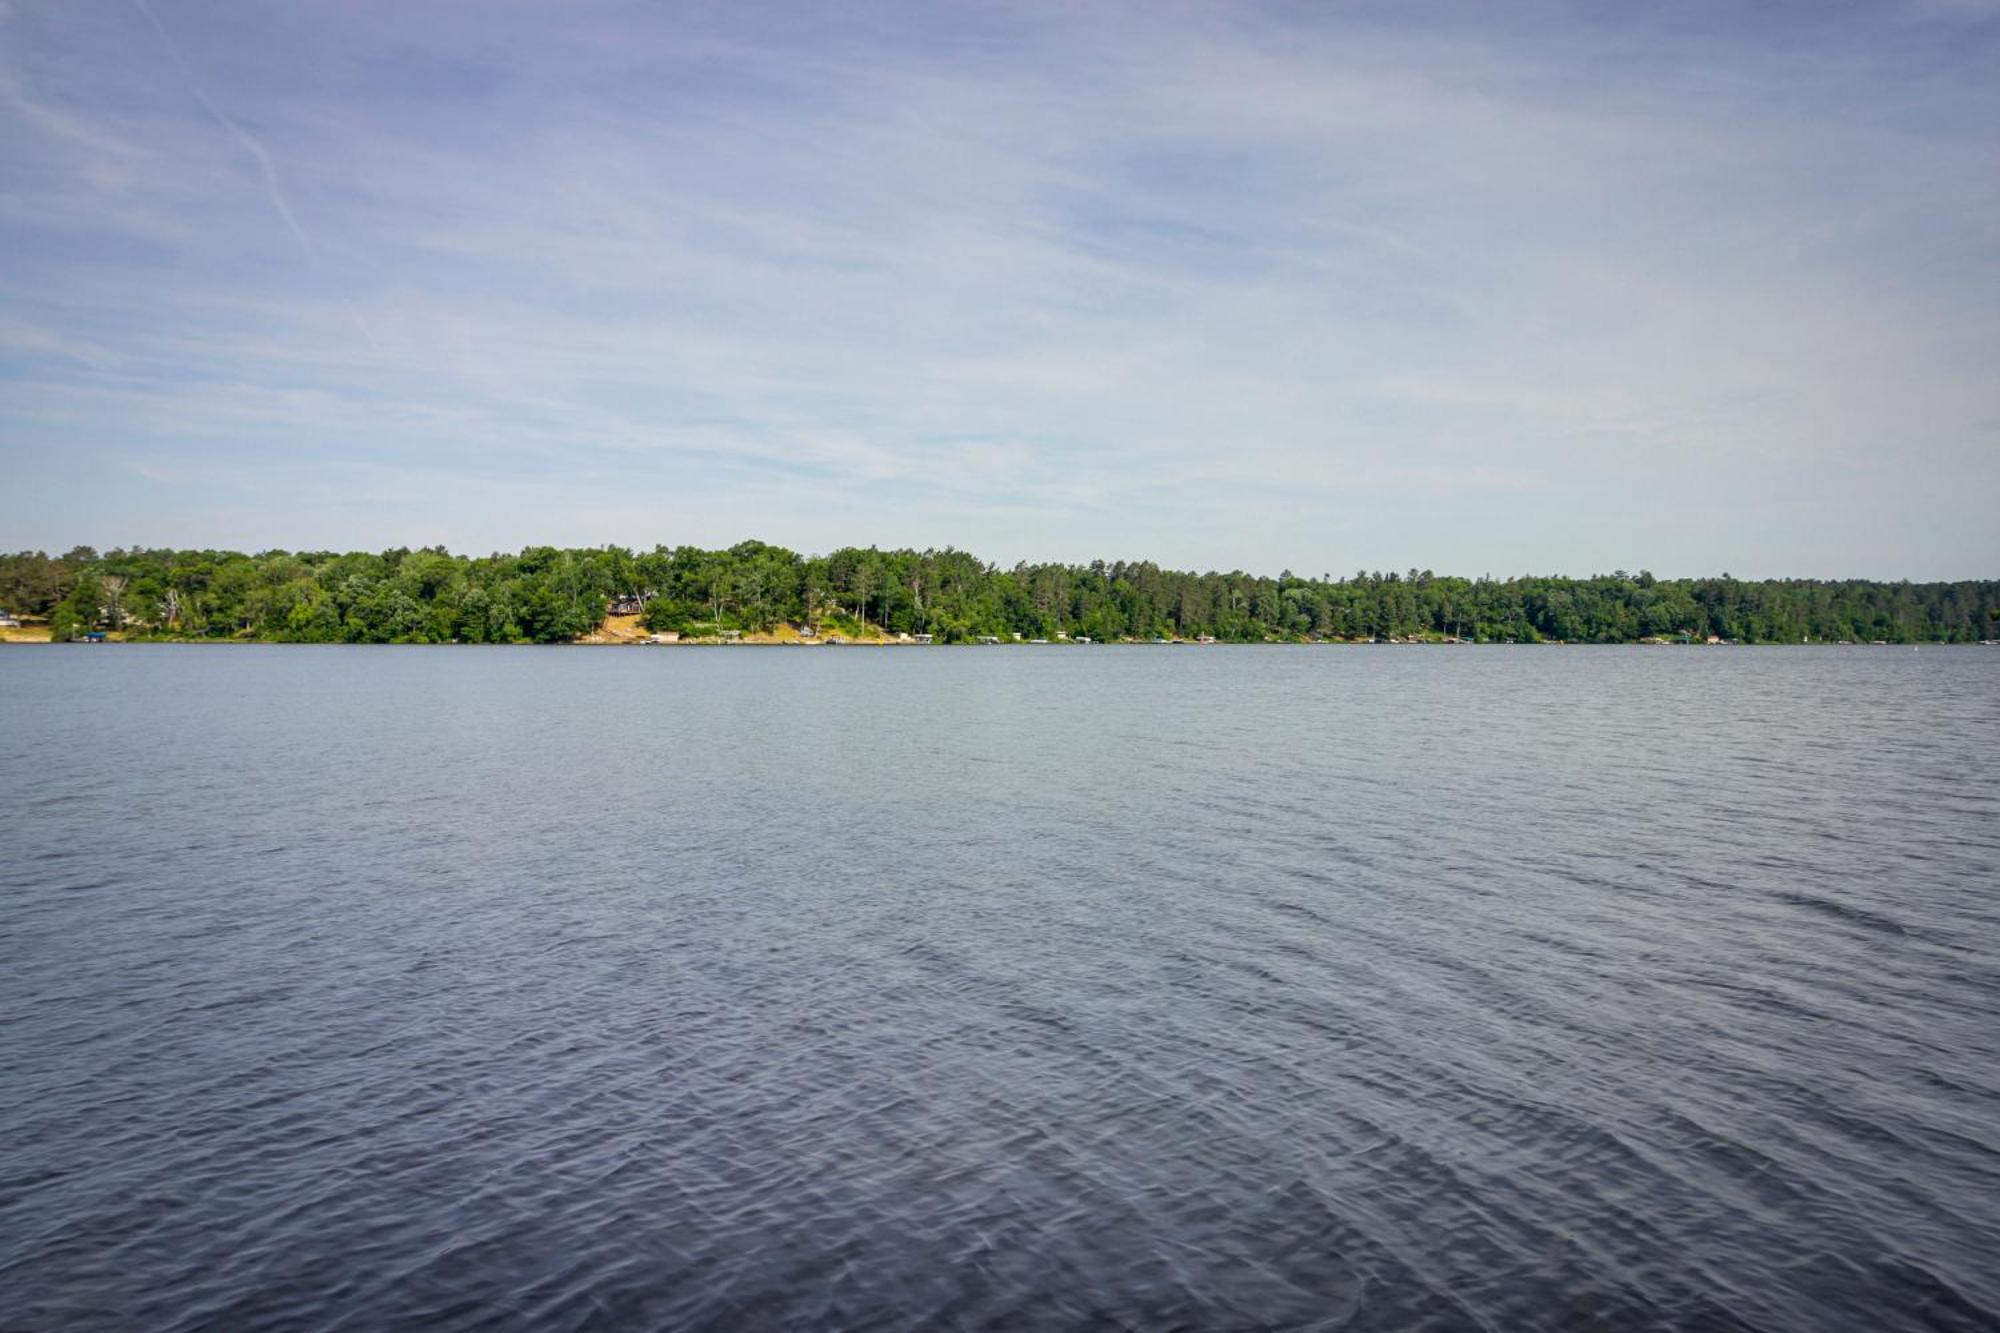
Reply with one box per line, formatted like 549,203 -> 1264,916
576,614 -> 898,646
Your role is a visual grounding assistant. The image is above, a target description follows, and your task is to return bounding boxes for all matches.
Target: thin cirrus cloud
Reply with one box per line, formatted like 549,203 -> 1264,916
0,0 -> 1994,577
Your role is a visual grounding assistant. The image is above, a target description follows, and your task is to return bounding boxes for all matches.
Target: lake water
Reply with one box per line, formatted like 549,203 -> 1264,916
2,644 -> 1997,1331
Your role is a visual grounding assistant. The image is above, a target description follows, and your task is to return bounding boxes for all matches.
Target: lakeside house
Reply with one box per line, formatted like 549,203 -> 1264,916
608,596 -> 644,616
914,633 -> 934,644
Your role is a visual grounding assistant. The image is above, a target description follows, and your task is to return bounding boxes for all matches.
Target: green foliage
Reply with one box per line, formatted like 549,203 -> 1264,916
46,569 -> 102,641
0,550 -> 78,618
2,546 -> 1994,644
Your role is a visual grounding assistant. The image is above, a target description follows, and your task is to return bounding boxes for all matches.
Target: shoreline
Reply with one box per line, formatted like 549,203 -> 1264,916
9,634 -> 1990,649
8,613 -> 1992,651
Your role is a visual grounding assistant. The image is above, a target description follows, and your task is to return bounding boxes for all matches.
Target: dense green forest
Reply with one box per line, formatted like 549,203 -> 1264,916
3,544 -> 1996,644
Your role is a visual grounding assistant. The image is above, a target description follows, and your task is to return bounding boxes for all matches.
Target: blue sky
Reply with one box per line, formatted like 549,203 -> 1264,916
2,0 -> 1995,577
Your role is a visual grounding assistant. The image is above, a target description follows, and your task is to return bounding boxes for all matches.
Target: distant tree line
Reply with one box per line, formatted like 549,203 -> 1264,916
3,544 -> 1996,644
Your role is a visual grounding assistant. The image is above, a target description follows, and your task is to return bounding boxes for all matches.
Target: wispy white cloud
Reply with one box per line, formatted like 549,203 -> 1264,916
1,0 -> 1994,575
128,0 -> 316,263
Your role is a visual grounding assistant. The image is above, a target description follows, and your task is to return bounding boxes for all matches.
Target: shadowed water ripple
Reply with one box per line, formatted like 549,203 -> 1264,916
2,645 -> 1997,1330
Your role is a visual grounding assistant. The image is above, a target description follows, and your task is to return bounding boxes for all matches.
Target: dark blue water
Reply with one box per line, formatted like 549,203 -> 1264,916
3,645 -> 1997,1330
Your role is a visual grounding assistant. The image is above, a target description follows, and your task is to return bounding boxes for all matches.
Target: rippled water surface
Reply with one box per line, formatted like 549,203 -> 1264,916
3,645 -> 1998,1330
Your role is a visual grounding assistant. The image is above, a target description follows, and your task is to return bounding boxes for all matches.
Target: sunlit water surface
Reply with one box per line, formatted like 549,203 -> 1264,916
3,645 -> 1997,1331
